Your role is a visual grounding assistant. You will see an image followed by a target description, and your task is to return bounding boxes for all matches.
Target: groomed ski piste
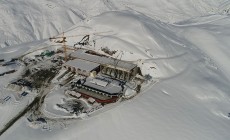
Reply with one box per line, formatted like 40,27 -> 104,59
1,0 -> 230,140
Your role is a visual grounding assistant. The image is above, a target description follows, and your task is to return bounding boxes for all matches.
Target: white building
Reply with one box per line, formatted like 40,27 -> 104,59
63,59 -> 100,77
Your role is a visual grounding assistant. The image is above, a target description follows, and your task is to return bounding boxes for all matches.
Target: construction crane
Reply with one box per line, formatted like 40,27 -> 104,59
49,31 -> 112,61
49,32 -> 89,61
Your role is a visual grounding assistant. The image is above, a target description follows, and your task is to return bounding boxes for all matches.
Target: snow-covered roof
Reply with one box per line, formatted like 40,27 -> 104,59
64,59 -> 100,72
83,76 -> 122,95
88,97 -> 95,103
90,78 -> 108,87
70,49 -> 137,72
68,91 -> 81,98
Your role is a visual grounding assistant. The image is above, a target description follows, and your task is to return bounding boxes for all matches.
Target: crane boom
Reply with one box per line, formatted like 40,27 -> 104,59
49,30 -> 112,61
49,31 -> 112,41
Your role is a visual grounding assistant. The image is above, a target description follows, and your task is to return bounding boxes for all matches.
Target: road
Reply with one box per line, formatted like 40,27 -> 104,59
0,96 -> 40,136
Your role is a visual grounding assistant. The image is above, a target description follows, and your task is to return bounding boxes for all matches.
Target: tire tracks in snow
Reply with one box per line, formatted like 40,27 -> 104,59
143,52 -> 188,62
101,0 -> 118,10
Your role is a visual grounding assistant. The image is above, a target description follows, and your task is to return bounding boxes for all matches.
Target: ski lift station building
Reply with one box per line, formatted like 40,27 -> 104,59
63,49 -> 138,81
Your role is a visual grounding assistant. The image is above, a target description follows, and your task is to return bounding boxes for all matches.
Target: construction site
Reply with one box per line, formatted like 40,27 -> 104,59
0,32 -> 147,127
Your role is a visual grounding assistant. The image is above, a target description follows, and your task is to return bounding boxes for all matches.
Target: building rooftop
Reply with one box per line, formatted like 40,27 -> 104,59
83,76 -> 123,96
64,59 -> 100,72
70,49 -> 137,72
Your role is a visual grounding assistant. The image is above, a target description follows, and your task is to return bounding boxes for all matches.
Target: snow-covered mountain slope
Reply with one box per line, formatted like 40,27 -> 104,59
175,15 -> 230,80
218,0 -> 230,14
0,0 -> 104,47
1,0 -> 230,140
0,0 -> 228,48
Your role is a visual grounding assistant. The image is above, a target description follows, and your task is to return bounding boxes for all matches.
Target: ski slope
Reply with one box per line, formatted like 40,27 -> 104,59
1,0 -> 230,140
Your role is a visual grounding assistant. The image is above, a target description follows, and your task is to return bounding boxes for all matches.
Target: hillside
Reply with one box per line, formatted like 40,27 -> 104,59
0,0 -> 228,47
0,0 -> 230,140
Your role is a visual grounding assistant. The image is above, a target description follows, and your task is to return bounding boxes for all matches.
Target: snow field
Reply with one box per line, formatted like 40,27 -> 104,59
0,0 -> 230,140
